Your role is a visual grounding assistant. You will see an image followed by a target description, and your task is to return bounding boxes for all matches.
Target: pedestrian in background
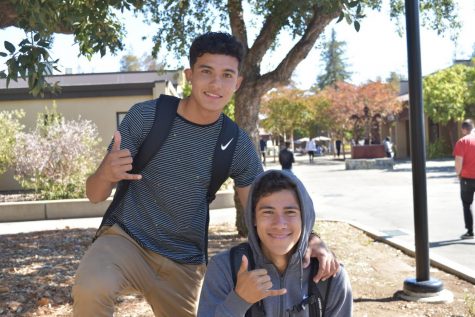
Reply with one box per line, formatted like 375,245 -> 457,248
259,137 -> 267,166
453,119 -> 475,239
383,137 -> 394,158
279,141 -> 295,172
305,138 -> 316,163
335,139 -> 342,158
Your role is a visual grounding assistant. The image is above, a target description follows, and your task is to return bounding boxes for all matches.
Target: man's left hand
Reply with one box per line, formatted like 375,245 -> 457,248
303,234 -> 340,283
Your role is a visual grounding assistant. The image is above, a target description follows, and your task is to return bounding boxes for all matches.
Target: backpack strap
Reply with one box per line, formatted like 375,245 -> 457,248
207,114 -> 239,203
95,94 -> 180,234
230,243 -> 267,317
308,258 -> 332,317
230,242 -> 254,284
202,114 -> 239,263
285,258 -> 332,317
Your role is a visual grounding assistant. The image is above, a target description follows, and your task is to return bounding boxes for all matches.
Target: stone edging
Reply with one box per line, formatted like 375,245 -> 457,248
0,191 -> 234,223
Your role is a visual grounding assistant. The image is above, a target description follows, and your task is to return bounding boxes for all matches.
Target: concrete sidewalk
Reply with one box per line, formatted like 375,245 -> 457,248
270,154 -> 475,284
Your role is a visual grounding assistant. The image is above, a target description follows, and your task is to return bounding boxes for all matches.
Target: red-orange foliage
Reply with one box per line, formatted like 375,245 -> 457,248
321,81 -> 402,142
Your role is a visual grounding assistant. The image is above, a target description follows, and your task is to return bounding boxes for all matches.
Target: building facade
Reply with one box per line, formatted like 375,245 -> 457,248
0,70 -> 183,191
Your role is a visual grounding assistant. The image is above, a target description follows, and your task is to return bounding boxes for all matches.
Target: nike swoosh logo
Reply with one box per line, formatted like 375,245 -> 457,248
221,138 -> 234,150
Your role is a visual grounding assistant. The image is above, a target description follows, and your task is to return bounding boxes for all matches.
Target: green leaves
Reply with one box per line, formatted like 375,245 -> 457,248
423,64 -> 471,124
1,32 -> 60,97
4,41 -> 15,54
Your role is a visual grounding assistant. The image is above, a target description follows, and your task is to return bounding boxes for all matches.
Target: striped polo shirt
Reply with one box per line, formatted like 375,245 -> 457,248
104,99 -> 263,264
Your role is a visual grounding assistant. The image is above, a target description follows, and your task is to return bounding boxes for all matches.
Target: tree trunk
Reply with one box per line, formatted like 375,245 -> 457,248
233,80 -> 267,236
229,3 -> 342,236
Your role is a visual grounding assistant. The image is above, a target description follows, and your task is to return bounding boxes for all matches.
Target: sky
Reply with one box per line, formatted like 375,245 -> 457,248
0,1 -> 474,90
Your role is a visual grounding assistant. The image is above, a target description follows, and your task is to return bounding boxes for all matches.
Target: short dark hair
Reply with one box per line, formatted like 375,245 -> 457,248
251,171 -> 299,213
462,119 -> 474,131
189,32 -> 244,69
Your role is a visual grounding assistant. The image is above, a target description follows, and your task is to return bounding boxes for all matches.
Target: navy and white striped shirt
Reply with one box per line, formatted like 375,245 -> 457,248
104,99 -> 263,264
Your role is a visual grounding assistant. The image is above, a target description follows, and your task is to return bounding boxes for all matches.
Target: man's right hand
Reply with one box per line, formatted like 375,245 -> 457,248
98,131 -> 142,183
234,255 -> 287,304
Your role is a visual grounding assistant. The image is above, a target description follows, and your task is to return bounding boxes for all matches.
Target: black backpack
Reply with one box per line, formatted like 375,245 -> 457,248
95,94 -> 239,261
229,242 -> 332,317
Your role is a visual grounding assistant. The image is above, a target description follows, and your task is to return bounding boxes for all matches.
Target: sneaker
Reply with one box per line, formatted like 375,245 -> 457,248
461,231 -> 474,239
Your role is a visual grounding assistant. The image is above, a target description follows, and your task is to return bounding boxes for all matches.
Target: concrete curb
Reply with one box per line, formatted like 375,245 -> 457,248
0,191 -> 235,223
322,218 -> 475,285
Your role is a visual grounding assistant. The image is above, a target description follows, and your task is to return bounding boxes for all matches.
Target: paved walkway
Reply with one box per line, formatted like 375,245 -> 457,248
1,154 -> 474,283
265,154 -> 475,283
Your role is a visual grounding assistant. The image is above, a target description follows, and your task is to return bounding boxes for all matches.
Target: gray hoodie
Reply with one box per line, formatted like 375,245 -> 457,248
198,170 -> 352,317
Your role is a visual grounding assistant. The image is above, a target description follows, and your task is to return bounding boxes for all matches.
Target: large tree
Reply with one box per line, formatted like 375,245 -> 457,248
0,0 -> 461,232
1,0 -> 460,135
314,28 -> 352,90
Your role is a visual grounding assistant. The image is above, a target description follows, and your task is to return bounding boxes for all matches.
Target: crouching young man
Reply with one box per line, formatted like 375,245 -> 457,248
198,170 -> 353,316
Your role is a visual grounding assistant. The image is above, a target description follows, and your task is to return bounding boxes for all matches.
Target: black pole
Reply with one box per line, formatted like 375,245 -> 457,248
403,0 -> 443,295
405,0 -> 430,282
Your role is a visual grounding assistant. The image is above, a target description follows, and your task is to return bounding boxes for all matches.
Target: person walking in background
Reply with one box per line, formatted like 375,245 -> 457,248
383,137 -> 394,158
453,119 -> 475,239
259,137 -> 267,166
279,141 -> 295,172
305,138 -> 316,163
335,139 -> 342,158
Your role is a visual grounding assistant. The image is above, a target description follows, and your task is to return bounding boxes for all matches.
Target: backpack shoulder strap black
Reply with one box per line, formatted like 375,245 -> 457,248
207,113 -> 239,203
230,243 -> 332,317
96,94 -> 180,232
230,242 -> 255,285
229,242 -> 262,317
306,258 -> 332,317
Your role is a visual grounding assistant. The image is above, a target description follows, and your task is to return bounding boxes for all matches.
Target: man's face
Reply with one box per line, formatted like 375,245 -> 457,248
255,189 -> 302,263
185,53 -> 242,114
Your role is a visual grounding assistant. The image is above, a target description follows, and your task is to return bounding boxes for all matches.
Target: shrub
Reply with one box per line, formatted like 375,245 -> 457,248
13,111 -> 102,200
0,110 -> 25,175
427,139 -> 451,159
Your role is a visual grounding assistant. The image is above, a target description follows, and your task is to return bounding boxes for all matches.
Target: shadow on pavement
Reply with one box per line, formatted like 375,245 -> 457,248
353,294 -> 400,303
429,239 -> 475,248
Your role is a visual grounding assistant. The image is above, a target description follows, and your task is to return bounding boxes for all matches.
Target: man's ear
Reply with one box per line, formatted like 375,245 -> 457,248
184,68 -> 192,82
235,75 -> 243,92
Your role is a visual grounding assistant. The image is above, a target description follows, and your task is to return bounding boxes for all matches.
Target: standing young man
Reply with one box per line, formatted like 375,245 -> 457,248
198,170 -> 352,316
454,119 -> 475,239
73,32 -> 338,317
279,141 -> 295,171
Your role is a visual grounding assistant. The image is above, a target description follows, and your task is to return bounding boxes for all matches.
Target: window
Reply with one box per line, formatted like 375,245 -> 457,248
116,112 -> 127,129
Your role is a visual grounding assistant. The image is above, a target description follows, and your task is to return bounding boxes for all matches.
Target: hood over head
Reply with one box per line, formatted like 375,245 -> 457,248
245,169 -> 316,267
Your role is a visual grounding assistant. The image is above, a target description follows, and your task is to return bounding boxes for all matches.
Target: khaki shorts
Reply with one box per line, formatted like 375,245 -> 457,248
72,224 -> 206,317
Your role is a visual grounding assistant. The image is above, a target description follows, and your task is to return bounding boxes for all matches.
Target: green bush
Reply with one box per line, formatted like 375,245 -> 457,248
0,110 -> 25,175
427,139 -> 451,159
13,110 -> 102,200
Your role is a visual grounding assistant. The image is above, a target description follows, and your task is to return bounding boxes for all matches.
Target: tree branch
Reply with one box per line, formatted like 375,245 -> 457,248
259,4 -> 342,90
243,2 -> 295,75
228,0 -> 249,53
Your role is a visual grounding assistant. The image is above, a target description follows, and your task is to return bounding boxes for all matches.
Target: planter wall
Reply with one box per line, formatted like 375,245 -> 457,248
351,145 -> 386,159
0,191 -> 234,222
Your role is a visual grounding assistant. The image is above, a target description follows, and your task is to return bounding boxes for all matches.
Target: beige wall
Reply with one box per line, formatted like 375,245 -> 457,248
0,93 -> 157,191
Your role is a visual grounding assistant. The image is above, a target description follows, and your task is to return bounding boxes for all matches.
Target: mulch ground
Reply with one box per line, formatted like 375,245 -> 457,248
0,222 -> 474,316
